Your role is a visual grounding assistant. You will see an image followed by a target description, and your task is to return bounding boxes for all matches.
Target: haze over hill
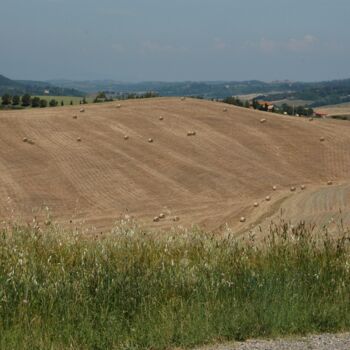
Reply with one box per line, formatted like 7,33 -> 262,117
0,74 -> 83,97
0,98 -> 349,233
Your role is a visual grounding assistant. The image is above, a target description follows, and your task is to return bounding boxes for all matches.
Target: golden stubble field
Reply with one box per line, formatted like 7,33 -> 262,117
0,97 -> 350,233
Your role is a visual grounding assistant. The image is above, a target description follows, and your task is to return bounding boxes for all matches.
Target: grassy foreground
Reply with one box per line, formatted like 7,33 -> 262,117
0,220 -> 349,349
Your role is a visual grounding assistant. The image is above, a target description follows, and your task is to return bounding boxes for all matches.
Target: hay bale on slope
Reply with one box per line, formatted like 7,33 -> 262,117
187,131 -> 196,136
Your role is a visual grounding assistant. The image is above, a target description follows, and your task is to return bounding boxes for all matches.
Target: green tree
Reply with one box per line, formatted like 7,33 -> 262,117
1,94 -> 12,106
49,99 -> 58,107
31,97 -> 41,108
61,101 -> 64,106
12,95 -> 20,106
40,99 -> 48,108
21,94 -> 31,107
70,100 -> 73,105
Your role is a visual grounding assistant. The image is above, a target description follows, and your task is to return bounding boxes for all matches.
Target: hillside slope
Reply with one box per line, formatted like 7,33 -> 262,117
0,98 -> 349,232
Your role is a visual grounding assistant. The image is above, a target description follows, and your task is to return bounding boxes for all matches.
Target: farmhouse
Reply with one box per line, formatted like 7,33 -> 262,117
257,100 -> 275,111
315,112 -> 328,118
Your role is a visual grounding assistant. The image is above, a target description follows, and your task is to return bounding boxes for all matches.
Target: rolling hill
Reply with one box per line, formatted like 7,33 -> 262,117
0,98 -> 349,233
0,74 -> 84,97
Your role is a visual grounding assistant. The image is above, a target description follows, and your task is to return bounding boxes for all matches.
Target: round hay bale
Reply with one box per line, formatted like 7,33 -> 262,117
148,138 -> 154,143
72,115 -> 78,119
254,202 -> 259,208
159,213 -> 165,219
240,217 -> 246,223
272,185 -> 277,191
290,186 -> 296,192
223,108 -> 228,112
265,196 -> 271,202
327,180 -> 333,186
181,97 -> 186,101
159,116 -> 164,121
320,137 -> 325,142
124,135 -> 129,140
153,216 -> 160,222
116,104 -> 121,108
22,137 -> 28,143
260,118 -> 267,124
80,108 -> 85,113
300,184 -> 306,190
77,137 -> 82,142
173,216 -> 180,222
27,139 -> 35,145
187,131 -> 193,136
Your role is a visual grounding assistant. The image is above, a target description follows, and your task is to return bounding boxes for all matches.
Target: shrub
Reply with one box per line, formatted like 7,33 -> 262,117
31,97 -> 41,108
40,99 -> 48,108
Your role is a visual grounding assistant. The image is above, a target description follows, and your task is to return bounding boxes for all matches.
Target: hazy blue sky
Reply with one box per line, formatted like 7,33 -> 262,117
1,0 -> 349,82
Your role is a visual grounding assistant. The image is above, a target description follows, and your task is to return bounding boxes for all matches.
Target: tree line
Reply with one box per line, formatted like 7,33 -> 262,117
1,94 -> 88,109
222,96 -> 314,117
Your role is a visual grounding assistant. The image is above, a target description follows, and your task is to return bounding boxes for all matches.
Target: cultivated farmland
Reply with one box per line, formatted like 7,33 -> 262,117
0,97 -> 349,233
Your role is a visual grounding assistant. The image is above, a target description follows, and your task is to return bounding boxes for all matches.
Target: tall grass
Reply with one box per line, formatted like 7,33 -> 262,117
0,220 -> 349,349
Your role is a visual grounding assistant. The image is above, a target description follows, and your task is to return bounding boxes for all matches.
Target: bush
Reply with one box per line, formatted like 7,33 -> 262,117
31,97 -> 41,108
40,99 -> 48,108
49,99 -> 58,107
1,94 -> 12,105
12,95 -> 20,106
21,94 -> 31,107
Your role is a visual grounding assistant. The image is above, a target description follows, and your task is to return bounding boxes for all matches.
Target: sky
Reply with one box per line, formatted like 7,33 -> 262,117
1,0 -> 350,82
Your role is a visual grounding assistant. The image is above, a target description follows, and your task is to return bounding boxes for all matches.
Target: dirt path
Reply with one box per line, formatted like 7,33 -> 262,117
197,333 -> 350,350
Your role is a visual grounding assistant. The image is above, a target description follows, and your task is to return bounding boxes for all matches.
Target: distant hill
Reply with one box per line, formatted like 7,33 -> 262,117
0,74 -> 84,97
49,78 -> 350,106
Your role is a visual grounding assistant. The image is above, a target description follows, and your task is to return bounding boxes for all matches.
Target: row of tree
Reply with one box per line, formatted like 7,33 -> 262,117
222,96 -> 314,117
92,91 -> 159,103
1,94 -> 88,108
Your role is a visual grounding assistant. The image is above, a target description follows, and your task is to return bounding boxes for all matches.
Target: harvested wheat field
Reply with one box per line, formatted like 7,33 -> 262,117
0,97 -> 350,233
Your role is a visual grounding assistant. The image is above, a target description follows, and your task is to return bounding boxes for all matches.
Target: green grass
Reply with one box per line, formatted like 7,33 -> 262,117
0,220 -> 349,349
